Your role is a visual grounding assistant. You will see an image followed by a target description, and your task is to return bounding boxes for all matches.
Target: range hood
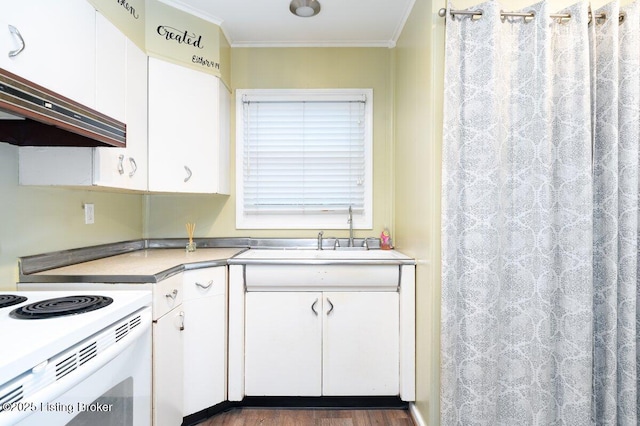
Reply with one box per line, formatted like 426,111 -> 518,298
0,67 -> 125,147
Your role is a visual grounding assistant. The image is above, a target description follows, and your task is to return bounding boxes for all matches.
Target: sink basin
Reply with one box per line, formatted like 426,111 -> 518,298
233,248 -> 412,262
231,248 -> 414,291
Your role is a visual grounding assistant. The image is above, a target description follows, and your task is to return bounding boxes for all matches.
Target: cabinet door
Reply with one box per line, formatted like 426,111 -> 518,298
183,268 -> 226,416
322,292 -> 399,396
148,57 -> 222,193
121,40 -> 148,191
216,83 -> 231,194
94,30 -> 148,191
245,292 -> 322,396
0,0 -> 96,107
153,307 -> 184,426
95,12 -> 126,122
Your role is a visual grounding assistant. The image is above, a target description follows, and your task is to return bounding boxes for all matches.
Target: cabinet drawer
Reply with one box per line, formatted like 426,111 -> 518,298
244,264 -> 400,291
183,267 -> 226,301
153,274 -> 183,320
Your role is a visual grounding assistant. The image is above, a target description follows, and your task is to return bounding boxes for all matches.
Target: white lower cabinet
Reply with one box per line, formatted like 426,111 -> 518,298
182,267 -> 227,416
154,267 -> 228,422
245,292 -> 322,396
244,291 -> 399,397
152,274 -> 184,426
153,306 -> 184,426
322,292 -> 399,395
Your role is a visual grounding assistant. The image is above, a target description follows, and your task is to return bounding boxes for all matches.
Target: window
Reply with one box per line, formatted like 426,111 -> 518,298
236,89 -> 373,229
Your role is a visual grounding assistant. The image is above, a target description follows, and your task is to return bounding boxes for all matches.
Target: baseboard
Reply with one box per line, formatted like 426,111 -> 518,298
182,401 -> 237,426
241,395 -> 408,409
409,402 -> 427,426
183,396 -> 409,426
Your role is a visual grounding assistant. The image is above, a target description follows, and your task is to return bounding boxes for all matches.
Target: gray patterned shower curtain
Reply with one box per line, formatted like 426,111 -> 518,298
441,0 -> 639,424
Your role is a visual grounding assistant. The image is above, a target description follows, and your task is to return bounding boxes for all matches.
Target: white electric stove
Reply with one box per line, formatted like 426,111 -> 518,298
0,290 -> 152,426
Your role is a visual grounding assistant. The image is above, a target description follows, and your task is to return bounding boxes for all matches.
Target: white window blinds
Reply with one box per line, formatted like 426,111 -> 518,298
236,89 -> 373,229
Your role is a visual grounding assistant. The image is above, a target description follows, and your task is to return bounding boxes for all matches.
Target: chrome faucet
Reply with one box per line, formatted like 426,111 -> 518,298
317,231 -> 324,250
347,206 -> 354,247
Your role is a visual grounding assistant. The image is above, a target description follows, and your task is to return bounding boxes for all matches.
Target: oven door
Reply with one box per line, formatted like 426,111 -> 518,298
17,317 -> 152,426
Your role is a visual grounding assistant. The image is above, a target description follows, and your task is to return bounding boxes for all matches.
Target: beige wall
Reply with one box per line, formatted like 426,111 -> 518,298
0,144 -> 144,290
146,47 -> 395,241
394,1 -> 445,425
2,47 -> 396,288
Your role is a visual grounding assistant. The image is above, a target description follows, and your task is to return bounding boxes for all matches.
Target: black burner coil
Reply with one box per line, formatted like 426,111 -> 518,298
10,295 -> 113,319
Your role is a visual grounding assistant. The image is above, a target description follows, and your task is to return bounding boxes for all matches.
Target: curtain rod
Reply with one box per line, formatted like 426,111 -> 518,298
437,8 -> 624,23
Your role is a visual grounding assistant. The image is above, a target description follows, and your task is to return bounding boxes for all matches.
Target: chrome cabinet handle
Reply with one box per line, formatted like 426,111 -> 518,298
311,298 -> 319,316
117,154 -> 125,175
179,311 -> 185,331
165,289 -> 178,300
8,25 -> 25,58
326,298 -> 334,315
184,165 -> 192,182
128,157 -> 137,177
195,280 -> 213,290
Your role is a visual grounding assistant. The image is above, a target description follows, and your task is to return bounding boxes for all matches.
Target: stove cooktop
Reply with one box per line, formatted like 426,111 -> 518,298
0,290 -> 152,386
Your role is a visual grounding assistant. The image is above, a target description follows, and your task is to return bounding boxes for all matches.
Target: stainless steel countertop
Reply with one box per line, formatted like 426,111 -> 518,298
17,237 -> 412,284
20,247 -> 247,283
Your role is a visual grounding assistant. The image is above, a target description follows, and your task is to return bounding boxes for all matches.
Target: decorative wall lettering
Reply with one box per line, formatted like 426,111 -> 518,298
192,56 -> 220,69
156,25 -> 204,49
116,0 -> 139,19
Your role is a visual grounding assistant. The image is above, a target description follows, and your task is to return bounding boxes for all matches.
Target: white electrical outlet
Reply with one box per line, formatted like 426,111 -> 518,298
84,203 -> 95,224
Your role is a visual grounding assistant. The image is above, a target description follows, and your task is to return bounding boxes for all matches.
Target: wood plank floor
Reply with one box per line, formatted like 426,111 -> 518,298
197,408 -> 415,426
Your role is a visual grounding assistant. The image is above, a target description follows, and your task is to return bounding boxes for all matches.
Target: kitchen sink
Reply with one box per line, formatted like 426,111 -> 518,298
229,248 -> 414,291
232,248 -> 411,261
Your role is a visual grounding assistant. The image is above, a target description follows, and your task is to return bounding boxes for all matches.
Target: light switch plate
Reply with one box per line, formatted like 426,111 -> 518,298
84,203 -> 94,224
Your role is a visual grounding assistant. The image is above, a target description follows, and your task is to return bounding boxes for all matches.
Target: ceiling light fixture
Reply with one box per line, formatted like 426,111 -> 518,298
289,0 -> 321,18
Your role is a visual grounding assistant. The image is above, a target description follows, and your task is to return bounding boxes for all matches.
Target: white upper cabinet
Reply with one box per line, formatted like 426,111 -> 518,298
95,13 -> 126,122
93,13 -> 148,191
11,5 -> 231,194
148,57 -> 230,194
0,0 -> 97,108
18,11 -> 148,192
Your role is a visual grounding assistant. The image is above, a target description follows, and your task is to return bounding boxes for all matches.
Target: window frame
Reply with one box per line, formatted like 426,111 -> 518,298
235,88 -> 373,230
